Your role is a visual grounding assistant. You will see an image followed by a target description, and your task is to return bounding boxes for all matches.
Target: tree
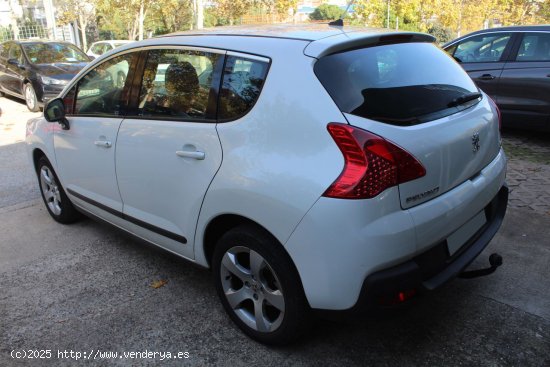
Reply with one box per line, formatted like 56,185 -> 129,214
55,0 -> 95,50
274,0 -> 299,21
147,0 -> 193,34
96,0 -> 158,40
213,0 -> 250,25
309,4 -> 345,21
353,0 -> 386,27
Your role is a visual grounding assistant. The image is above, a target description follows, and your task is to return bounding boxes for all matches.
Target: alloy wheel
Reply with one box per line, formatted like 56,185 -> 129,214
39,166 -> 62,216
25,84 -> 36,111
220,246 -> 285,333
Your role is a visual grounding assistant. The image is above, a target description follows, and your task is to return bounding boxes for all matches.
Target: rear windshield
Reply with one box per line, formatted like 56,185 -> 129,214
314,42 -> 480,126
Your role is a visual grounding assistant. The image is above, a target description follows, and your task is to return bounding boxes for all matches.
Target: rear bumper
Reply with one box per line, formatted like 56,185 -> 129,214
285,149 -> 507,310
349,184 -> 508,311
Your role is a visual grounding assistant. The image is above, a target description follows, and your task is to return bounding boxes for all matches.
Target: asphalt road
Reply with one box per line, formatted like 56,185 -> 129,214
1,96 -> 549,366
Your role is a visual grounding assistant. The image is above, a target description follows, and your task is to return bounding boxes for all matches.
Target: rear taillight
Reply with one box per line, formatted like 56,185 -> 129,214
323,123 -> 426,199
487,95 -> 501,130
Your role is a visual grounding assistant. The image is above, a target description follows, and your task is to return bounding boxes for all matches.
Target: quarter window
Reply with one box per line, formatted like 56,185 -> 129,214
137,49 -> 221,120
516,33 -> 550,61
218,56 -> 268,120
74,53 -> 134,116
453,33 -> 512,63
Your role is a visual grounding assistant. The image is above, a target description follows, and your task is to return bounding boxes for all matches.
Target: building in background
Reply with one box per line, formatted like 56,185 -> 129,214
0,0 -> 76,44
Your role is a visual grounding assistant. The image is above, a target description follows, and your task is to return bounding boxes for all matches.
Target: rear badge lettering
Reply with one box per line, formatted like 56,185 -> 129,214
406,187 -> 440,204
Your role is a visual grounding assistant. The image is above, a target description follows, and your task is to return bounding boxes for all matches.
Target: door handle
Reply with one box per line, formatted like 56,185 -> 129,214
94,140 -> 112,148
479,74 -> 496,80
176,150 -> 205,160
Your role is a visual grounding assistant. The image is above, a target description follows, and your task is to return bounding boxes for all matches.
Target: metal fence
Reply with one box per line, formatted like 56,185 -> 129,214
0,24 -> 75,44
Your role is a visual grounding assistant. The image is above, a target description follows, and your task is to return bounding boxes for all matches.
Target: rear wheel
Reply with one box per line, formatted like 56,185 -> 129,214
212,225 -> 311,345
24,83 -> 39,112
37,156 -> 80,224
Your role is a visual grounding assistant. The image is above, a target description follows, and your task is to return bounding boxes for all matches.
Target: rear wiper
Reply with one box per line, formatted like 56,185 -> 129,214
447,92 -> 482,107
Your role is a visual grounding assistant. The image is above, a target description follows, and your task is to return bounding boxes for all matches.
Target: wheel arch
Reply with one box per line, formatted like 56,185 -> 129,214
32,148 -> 47,172
201,214 -> 300,275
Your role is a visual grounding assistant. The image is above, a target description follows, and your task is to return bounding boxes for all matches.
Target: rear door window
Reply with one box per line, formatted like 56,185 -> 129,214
453,33 -> 512,63
516,33 -> 550,61
218,55 -> 269,121
315,42 -> 480,126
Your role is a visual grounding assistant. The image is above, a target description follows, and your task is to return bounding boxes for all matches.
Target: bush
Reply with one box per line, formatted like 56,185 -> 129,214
309,4 -> 345,21
427,23 -> 454,45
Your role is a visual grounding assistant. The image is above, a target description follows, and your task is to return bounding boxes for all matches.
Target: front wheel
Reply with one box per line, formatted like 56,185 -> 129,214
37,156 -> 80,224
24,83 -> 39,112
212,225 -> 311,345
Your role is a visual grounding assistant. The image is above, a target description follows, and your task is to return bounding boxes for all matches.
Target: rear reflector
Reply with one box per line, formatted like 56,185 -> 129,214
323,123 -> 426,199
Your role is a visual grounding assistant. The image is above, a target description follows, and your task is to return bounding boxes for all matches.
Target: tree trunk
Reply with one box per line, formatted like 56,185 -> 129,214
138,0 -> 145,41
196,0 -> 204,30
78,12 -> 87,51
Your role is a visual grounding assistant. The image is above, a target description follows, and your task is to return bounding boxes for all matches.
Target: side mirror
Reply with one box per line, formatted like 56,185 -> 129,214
44,98 -> 70,130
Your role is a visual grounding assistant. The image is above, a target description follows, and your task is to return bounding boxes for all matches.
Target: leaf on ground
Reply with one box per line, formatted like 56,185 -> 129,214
150,279 -> 168,289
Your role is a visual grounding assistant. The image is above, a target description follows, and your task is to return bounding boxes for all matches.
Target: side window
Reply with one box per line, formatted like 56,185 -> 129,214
91,44 -> 103,55
137,49 -> 221,120
74,53 -> 134,116
9,44 -> 23,64
516,33 -> 550,62
63,86 -> 77,115
454,33 -> 512,63
218,56 -> 269,120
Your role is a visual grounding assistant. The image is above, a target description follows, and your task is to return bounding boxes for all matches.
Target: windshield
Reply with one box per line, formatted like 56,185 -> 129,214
22,43 -> 89,64
314,42 -> 480,126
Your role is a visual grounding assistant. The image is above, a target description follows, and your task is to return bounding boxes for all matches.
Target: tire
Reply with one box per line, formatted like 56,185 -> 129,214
212,224 -> 311,345
24,83 -> 40,112
36,156 -> 80,224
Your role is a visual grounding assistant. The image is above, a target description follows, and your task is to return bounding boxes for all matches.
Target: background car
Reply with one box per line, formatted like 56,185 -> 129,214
0,40 -> 90,111
87,40 -> 132,59
443,25 -> 550,132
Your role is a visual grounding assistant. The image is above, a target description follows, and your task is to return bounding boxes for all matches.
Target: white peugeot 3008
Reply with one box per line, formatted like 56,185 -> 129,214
26,25 -> 508,345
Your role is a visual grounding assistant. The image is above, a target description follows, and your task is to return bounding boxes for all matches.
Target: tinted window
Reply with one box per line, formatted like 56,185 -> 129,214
218,56 -> 268,120
62,86 -> 77,115
9,44 -> 23,63
21,43 -> 88,64
91,43 -> 105,55
315,42 -> 479,126
137,49 -> 221,120
516,33 -> 550,61
74,53 -> 134,116
453,33 -> 512,63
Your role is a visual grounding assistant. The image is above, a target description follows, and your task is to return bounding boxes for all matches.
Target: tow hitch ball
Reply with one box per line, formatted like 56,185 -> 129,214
459,253 -> 503,279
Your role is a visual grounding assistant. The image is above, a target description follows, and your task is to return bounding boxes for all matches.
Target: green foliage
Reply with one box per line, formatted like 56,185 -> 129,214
308,4 -> 345,21
427,23 -> 453,44
275,0 -> 298,17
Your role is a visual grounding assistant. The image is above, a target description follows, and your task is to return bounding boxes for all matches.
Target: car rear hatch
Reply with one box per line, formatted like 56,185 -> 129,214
314,39 -> 501,209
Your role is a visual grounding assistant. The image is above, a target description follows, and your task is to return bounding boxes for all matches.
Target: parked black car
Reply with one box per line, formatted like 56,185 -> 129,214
443,25 -> 550,132
0,40 -> 90,111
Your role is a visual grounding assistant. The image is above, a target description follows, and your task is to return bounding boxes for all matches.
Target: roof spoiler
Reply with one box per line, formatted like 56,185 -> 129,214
304,32 -> 436,59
